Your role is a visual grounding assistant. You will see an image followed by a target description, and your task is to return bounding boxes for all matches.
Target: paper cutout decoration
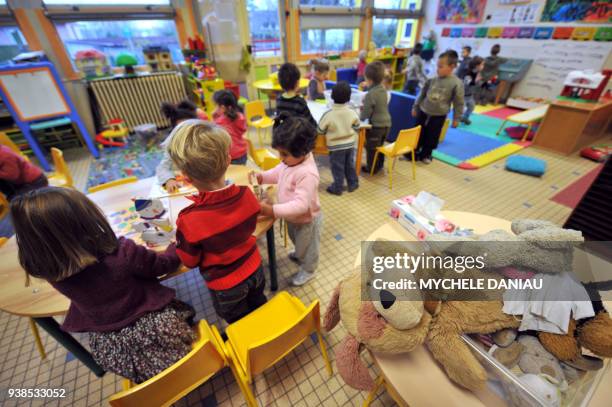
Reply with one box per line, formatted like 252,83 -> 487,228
487,27 -> 503,38
571,27 -> 596,41
534,27 -> 554,40
502,27 -> 520,38
553,27 -> 574,40
518,27 -> 535,39
462,27 -> 476,37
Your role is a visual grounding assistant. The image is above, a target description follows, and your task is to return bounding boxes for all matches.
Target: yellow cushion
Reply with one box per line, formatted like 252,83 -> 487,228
226,292 -> 306,372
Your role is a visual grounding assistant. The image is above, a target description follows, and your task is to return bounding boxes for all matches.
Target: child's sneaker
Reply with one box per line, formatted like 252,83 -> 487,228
326,186 -> 342,196
291,271 -> 314,286
348,184 -> 359,193
422,157 -> 432,164
288,251 -> 299,264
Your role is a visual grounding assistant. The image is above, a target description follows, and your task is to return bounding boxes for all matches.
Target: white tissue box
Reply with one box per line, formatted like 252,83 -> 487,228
389,196 -> 454,240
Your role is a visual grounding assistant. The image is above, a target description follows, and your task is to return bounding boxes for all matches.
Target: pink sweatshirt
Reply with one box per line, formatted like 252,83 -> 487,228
261,153 -> 320,224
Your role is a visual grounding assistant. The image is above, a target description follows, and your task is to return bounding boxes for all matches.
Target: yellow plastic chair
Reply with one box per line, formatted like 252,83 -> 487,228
47,147 -> 74,188
328,69 -> 337,82
224,291 -> 332,407
0,131 -> 28,161
246,138 -> 280,171
109,320 -> 227,407
245,101 -> 274,147
438,119 -> 450,144
88,176 -> 138,194
0,193 -> 8,220
371,126 -> 421,190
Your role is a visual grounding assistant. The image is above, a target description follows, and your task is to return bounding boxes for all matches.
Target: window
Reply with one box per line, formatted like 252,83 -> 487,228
55,20 -> 181,66
247,0 -> 282,57
300,28 -> 356,54
44,0 -> 169,4
0,26 -> 29,64
299,0 -> 357,6
372,17 -> 400,48
373,0 -> 402,7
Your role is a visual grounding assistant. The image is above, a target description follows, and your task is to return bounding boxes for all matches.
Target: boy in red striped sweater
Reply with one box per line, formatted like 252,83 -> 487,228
167,120 -> 267,323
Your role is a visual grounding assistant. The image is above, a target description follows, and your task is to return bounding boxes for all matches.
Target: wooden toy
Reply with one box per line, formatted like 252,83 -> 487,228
96,119 -> 129,148
74,49 -> 111,79
560,69 -> 611,102
143,46 -> 174,72
116,53 -> 138,76
132,198 -> 175,247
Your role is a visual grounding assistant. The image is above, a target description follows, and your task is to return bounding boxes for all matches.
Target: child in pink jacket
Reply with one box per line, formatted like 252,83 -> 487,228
251,114 -> 321,286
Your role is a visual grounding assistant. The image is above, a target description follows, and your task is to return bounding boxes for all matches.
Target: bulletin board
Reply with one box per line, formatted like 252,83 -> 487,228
436,0 -> 488,24
0,67 -> 70,122
541,0 -> 611,23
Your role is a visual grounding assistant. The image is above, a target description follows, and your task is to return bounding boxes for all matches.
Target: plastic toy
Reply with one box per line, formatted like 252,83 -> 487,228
505,155 -> 547,177
96,119 -> 128,149
132,198 -> 175,247
116,53 -> 138,76
143,46 -> 174,72
580,145 -> 611,162
74,49 -> 111,79
366,41 -> 377,62
560,69 -> 611,101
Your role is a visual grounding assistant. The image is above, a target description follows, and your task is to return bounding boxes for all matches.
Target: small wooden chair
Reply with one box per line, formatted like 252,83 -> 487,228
245,101 -> 274,147
48,147 -> 74,188
371,126 -> 421,189
88,176 -> 138,194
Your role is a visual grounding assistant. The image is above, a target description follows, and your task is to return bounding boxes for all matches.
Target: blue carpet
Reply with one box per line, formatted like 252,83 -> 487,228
87,142 -> 165,190
436,129 -> 508,161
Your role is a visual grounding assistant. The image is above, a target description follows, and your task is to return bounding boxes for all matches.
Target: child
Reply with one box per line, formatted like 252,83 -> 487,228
456,46 -> 472,80
167,121 -> 266,323
356,50 -> 367,84
307,60 -> 329,100
10,187 -> 194,384
276,63 -> 317,127
212,90 -> 248,165
157,100 -> 209,193
304,59 -> 316,81
317,81 -> 360,195
252,115 -> 321,287
461,56 -> 484,125
480,44 -> 508,104
411,50 -> 464,164
402,43 -> 426,96
361,61 -> 392,175
0,146 -> 48,200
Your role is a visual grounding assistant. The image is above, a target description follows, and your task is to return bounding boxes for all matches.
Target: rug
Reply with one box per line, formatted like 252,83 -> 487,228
87,143 -> 165,190
473,104 -> 504,114
550,164 -> 604,209
482,106 -> 523,120
432,128 -> 531,170
458,114 -> 512,141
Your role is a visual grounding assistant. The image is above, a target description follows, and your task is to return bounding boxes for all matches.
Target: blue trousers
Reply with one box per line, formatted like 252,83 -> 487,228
329,148 -> 358,193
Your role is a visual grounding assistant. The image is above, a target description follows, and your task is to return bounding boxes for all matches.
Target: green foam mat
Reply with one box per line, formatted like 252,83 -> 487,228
458,114 -> 513,142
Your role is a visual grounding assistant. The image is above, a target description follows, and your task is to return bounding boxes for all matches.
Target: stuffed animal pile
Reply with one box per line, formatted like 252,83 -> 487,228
323,219 -> 612,403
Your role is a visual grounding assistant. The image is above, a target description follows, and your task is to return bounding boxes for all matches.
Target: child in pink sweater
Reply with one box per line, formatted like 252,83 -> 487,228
251,114 -> 321,286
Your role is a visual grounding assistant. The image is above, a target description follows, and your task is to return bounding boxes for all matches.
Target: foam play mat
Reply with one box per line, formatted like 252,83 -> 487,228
433,127 -> 531,170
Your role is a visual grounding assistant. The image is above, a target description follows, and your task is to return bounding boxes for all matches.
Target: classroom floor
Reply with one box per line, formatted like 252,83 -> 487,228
0,129 -> 605,407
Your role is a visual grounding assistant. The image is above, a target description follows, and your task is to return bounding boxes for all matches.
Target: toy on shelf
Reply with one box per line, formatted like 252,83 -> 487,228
366,41 -> 377,62
143,46 -> 174,72
96,119 -> 128,149
560,69 -> 611,102
12,51 -> 48,64
132,198 -> 175,247
116,53 -> 138,76
75,49 -> 112,79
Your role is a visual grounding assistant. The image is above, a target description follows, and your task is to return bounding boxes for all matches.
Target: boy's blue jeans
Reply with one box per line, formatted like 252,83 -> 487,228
463,95 -> 475,121
329,148 -> 358,193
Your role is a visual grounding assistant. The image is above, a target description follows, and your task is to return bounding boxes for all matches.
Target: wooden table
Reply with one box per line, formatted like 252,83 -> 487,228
356,212 -> 612,406
534,99 -> 612,155
0,166 -> 277,377
253,78 -> 310,108
307,100 -> 370,174
496,104 -> 549,142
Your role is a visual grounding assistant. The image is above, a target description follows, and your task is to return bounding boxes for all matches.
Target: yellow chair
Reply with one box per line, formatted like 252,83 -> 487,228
88,176 -> 138,194
438,119 -> 450,144
0,193 -> 8,220
245,101 -> 274,147
370,126 -> 421,190
47,147 -> 74,188
0,131 -> 28,161
109,320 -> 227,407
328,69 -> 337,82
246,138 -> 280,171
0,237 -> 6,246
224,291 -> 332,407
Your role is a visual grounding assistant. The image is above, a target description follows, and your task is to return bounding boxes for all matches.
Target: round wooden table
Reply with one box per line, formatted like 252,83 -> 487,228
357,212 -> 512,406
0,165 -> 277,376
253,78 -> 310,93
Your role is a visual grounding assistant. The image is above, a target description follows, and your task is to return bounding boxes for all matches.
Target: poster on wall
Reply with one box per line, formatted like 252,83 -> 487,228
510,4 -> 540,23
541,0 -> 611,23
436,0 -> 488,24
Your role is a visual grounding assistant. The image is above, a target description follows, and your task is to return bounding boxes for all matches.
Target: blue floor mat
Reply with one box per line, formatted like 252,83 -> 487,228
436,128 -> 508,161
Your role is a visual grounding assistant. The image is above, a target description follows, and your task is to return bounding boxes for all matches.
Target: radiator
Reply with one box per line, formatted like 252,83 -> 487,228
89,72 -> 187,131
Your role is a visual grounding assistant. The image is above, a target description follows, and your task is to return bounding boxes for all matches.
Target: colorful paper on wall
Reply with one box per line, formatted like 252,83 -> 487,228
534,27 -> 554,39
509,4 -> 540,24
450,27 -> 463,37
541,0 -> 612,23
436,0 -> 487,24
502,27 -> 520,38
462,27 -> 476,37
518,27 -> 536,38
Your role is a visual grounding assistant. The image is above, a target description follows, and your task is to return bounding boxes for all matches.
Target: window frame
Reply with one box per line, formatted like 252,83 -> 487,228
370,0 -> 423,50
246,0 -> 285,61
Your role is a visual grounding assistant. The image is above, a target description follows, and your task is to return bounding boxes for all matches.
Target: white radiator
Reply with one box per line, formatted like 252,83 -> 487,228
90,72 -> 187,131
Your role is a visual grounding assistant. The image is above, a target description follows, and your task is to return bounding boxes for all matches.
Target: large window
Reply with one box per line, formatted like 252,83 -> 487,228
301,28 -> 356,54
44,0 -> 169,4
372,17 -> 400,48
300,0 -> 357,5
0,26 -> 28,64
247,0 -> 282,57
55,19 -> 181,66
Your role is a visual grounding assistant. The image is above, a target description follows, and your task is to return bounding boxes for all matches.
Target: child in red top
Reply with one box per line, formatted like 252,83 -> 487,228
0,145 -> 48,200
212,90 -> 248,165
167,121 -> 266,323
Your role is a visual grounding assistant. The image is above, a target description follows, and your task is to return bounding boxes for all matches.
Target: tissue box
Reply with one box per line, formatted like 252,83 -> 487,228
389,196 -> 455,240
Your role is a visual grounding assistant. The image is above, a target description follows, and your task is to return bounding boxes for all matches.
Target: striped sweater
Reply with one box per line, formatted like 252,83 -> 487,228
317,104 -> 360,151
175,184 -> 262,291
276,93 -> 317,127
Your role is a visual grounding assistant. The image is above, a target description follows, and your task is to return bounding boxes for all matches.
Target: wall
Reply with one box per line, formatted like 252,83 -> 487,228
421,0 -> 612,101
